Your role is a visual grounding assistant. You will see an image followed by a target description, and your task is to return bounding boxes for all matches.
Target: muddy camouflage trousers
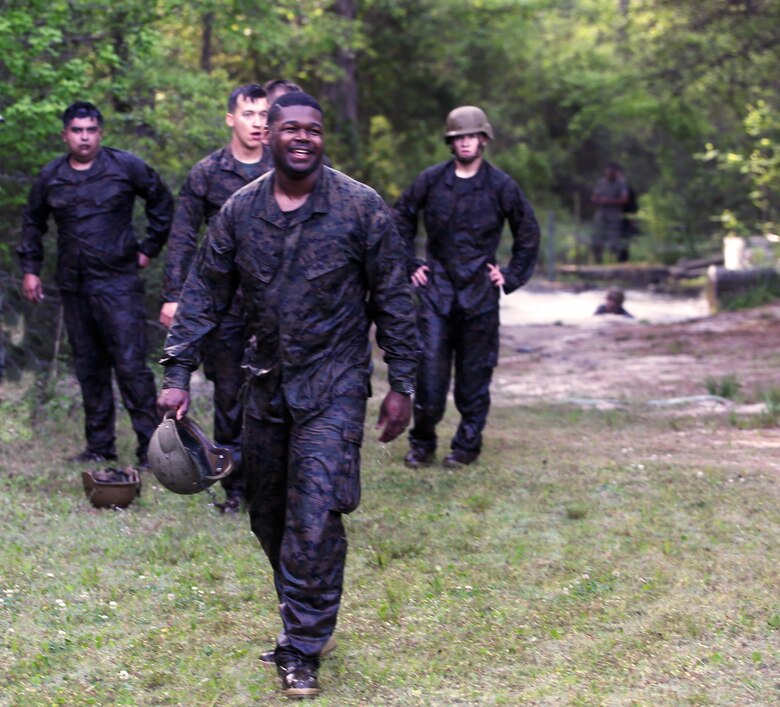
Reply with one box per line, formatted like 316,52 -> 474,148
409,302 -> 499,455
243,395 -> 365,658
200,311 -> 245,496
61,277 -> 158,462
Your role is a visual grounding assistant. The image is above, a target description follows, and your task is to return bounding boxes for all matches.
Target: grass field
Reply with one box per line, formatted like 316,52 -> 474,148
1,370 -> 779,705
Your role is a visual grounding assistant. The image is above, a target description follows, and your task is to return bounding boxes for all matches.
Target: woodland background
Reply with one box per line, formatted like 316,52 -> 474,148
1,0 -> 779,370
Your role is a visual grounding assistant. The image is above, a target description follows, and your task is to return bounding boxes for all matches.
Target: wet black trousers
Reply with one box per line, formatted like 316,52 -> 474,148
61,281 -> 158,462
244,396 -> 365,659
409,303 -> 499,456
201,311 -> 245,496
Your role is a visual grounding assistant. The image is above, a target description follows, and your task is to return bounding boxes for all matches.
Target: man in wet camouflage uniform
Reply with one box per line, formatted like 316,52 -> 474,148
19,101 -> 173,466
159,84 -> 270,513
157,92 -> 417,699
591,163 -> 629,263
395,105 -> 540,469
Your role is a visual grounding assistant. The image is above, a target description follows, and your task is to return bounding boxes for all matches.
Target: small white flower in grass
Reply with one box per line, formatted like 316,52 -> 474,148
100,615 -> 109,620
58,630 -> 67,637
138,575 -> 146,580
47,573 -> 55,578
168,594 -> 175,600
7,628 -> 14,633
118,670 -> 130,680
56,599 -> 67,609
108,601 -> 117,608
4,589 -> 14,595
582,573 -> 590,579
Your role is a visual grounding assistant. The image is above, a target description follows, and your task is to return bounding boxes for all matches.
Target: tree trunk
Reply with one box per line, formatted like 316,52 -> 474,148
324,0 -> 358,131
201,11 -> 214,74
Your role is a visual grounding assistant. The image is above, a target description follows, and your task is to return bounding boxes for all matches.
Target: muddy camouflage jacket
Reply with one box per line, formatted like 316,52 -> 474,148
393,159 -> 540,317
19,147 -> 173,291
162,145 -> 271,303
161,166 -> 418,423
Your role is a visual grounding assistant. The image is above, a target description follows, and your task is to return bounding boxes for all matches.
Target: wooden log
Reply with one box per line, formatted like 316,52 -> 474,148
555,264 -> 670,286
706,265 -> 780,313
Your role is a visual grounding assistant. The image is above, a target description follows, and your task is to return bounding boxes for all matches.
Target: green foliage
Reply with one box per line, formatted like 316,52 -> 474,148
3,0 -> 780,373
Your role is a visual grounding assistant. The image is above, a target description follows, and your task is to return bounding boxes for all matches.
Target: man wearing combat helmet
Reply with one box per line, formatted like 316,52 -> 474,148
394,105 -> 540,468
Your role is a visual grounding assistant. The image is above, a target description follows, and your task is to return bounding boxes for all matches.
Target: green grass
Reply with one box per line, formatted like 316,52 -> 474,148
704,373 -> 741,400
1,375 -> 780,704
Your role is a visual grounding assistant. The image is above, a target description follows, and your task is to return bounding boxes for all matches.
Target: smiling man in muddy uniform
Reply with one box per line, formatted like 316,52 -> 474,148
394,105 -> 540,469
156,92 -> 418,699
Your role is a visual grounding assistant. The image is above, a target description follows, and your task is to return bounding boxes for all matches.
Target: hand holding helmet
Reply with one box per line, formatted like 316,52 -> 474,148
148,412 -> 233,495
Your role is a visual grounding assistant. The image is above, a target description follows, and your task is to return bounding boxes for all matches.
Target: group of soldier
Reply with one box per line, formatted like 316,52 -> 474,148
17,84 -> 540,699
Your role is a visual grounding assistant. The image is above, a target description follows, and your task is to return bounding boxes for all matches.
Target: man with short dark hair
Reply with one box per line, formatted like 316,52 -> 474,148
157,92 -> 418,699
19,100 -> 173,466
159,83 -> 270,513
395,105 -> 540,469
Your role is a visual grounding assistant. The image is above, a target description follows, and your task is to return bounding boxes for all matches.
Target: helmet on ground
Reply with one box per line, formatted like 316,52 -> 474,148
148,413 -> 233,495
444,105 -> 494,141
82,466 -> 141,509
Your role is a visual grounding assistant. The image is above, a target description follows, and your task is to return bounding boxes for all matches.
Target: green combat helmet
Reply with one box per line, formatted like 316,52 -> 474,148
148,413 -> 233,495
444,105 -> 494,142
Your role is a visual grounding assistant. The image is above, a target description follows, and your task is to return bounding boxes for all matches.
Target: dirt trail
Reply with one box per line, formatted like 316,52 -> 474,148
494,283 -> 780,413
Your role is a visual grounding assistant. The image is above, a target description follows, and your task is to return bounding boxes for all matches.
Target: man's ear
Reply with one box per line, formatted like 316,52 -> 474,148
225,113 -> 235,129
261,125 -> 271,146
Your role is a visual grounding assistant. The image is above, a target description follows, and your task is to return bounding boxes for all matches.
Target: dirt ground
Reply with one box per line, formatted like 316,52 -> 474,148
494,282 -> 780,415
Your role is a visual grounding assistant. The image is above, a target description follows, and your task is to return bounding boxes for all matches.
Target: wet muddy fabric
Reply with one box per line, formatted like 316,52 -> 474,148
162,146 -> 271,495
393,159 -> 539,318
161,166 -> 417,655
161,146 -> 271,305
19,147 -> 173,291
62,275 -> 158,461
409,304 -> 499,454
243,394 -> 365,655
394,159 -> 539,455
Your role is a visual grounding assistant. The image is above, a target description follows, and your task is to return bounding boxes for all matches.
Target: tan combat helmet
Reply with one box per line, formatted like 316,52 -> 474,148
82,467 -> 141,509
444,105 -> 494,142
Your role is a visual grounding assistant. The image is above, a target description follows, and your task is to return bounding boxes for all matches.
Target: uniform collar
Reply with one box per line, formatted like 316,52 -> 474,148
252,165 -> 331,227
443,158 -> 489,189
59,147 -> 108,181
219,145 -> 267,174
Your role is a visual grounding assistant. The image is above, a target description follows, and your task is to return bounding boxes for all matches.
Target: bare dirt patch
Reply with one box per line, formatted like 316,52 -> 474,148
495,285 -> 780,412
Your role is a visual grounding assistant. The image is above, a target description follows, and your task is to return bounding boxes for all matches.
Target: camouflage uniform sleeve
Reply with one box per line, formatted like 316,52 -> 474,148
128,154 -> 174,258
160,201 -> 241,390
161,165 -> 208,302
17,170 -> 51,275
499,179 -> 541,295
393,171 -> 429,278
365,200 -> 419,393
